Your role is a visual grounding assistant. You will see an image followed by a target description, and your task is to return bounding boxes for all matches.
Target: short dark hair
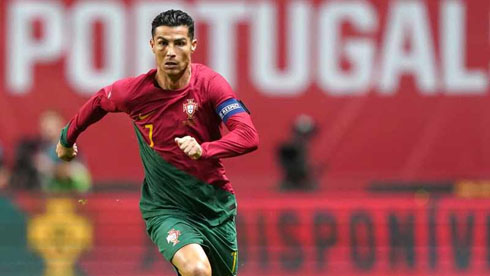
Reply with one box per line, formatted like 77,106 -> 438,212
151,9 -> 195,39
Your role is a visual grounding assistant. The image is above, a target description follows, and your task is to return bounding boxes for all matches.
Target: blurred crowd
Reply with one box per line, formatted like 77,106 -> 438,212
0,110 -> 91,194
0,110 -> 320,193
277,114 -> 319,191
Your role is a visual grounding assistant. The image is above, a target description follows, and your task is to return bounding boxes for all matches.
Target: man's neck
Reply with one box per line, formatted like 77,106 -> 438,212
156,65 -> 192,90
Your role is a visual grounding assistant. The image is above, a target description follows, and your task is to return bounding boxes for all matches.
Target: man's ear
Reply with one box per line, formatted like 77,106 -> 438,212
150,39 -> 155,53
191,39 -> 197,52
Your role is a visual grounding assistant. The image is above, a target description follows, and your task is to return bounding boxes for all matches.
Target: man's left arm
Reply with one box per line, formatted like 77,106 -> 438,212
175,110 -> 259,160
201,111 -> 259,159
176,73 -> 259,159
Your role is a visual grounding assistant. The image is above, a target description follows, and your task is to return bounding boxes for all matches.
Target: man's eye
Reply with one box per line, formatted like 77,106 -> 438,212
159,41 -> 167,46
176,41 -> 185,46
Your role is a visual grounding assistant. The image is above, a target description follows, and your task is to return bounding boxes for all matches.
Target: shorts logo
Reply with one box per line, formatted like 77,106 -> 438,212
166,229 -> 181,246
183,99 -> 198,119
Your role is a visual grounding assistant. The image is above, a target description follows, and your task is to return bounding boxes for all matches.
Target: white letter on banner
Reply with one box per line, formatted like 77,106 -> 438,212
250,1 -> 311,95
67,1 -> 125,95
196,2 -> 248,88
134,2 -> 187,74
318,1 -> 377,95
441,0 -> 487,94
378,1 -> 437,95
7,1 -> 63,94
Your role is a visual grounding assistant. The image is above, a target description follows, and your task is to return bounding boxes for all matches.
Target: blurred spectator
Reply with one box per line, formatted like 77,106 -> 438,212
9,110 -> 91,193
0,141 -> 9,189
277,114 -> 318,191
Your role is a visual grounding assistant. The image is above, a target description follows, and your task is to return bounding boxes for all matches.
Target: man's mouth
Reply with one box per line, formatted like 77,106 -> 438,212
165,61 -> 178,67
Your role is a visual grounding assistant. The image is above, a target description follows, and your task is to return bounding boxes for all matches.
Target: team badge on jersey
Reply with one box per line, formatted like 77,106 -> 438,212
166,229 -> 181,246
183,99 -> 198,119
183,99 -> 198,126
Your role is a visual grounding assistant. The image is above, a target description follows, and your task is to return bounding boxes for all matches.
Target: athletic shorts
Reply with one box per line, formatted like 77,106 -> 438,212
144,214 -> 238,276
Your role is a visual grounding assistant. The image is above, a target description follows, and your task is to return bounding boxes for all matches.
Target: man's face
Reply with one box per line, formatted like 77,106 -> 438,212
150,25 -> 197,77
40,112 -> 63,142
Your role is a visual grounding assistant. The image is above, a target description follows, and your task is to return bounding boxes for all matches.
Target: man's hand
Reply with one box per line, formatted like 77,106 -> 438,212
175,136 -> 202,160
56,141 -> 78,162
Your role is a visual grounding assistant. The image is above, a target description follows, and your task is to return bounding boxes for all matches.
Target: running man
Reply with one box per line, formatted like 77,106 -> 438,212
56,9 -> 259,276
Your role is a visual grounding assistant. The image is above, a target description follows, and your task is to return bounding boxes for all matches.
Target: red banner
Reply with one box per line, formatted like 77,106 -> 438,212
2,192 -> 488,276
1,0 -> 489,193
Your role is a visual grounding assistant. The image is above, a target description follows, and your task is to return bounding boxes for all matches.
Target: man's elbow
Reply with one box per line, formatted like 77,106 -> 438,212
248,129 -> 259,152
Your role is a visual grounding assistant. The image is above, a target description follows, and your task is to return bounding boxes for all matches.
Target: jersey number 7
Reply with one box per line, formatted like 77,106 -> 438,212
144,124 -> 155,148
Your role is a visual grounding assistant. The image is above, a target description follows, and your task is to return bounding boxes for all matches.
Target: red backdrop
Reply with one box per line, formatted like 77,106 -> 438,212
6,192 -> 489,276
1,0 -> 489,194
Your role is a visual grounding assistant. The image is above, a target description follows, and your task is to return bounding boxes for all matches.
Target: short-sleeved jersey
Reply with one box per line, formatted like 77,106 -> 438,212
61,63 -> 258,226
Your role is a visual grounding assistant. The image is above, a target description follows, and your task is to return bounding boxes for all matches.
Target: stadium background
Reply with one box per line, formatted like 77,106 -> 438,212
1,0 -> 489,275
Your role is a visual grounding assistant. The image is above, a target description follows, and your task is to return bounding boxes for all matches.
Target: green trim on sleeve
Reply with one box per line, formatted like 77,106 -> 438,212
59,123 -> 73,147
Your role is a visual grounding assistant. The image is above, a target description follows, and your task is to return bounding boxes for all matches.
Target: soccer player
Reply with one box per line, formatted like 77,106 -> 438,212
56,9 -> 259,276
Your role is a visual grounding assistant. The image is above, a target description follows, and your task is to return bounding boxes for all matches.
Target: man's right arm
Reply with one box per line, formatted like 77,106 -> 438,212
57,85 -> 120,161
56,142 -> 78,161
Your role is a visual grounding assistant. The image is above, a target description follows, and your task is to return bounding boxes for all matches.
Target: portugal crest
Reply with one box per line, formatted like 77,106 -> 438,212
166,229 -> 181,246
183,99 -> 198,120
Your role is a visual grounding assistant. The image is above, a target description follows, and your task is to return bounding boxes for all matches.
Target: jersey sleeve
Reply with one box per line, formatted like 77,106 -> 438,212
60,82 -> 124,147
201,74 -> 259,159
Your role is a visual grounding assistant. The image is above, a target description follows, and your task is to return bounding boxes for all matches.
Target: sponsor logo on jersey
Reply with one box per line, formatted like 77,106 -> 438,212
166,229 -> 181,246
137,111 -> 154,121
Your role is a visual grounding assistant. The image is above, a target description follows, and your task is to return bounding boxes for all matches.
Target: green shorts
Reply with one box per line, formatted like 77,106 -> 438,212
144,214 -> 238,276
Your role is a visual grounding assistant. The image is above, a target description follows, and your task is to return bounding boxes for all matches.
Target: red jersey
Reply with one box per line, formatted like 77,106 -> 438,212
62,63 -> 259,193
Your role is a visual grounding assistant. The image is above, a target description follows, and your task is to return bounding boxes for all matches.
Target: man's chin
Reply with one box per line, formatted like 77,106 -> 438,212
163,68 -> 181,76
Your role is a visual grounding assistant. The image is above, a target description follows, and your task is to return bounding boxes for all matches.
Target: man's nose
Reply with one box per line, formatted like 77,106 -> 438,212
166,45 -> 176,57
